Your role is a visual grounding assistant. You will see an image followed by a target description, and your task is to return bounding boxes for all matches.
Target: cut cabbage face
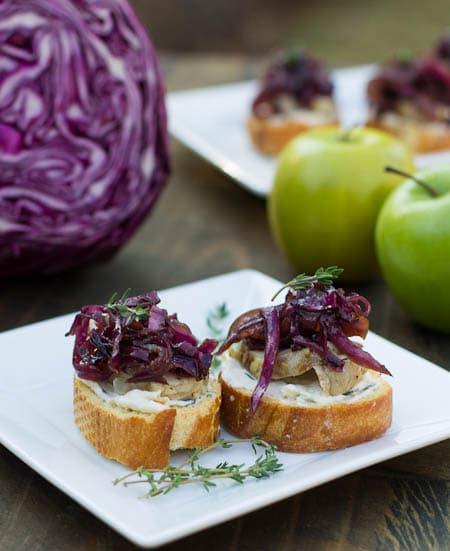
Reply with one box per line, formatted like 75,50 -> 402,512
0,0 -> 170,276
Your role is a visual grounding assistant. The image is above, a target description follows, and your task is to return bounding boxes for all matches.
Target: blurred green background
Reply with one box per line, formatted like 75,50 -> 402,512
130,0 -> 449,65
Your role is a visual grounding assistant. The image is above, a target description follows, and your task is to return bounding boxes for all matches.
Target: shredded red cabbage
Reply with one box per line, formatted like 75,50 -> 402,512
0,0 -> 170,276
251,308 -> 280,413
219,281 -> 390,409
66,292 -> 217,383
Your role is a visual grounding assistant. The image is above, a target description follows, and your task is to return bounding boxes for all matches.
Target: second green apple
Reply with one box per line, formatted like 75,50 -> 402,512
268,127 -> 414,282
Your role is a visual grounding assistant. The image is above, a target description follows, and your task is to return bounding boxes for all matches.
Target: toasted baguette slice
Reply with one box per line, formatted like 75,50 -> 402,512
219,362 -> 392,453
247,115 -> 338,155
74,377 -> 221,469
368,113 -> 450,153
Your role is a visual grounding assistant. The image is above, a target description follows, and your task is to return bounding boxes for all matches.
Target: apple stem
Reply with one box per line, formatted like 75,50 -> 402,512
384,166 -> 439,197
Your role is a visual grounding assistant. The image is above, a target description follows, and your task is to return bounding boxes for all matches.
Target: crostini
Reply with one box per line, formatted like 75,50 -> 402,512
367,37 -> 450,153
217,267 -> 392,452
67,291 -> 220,469
248,49 -> 338,155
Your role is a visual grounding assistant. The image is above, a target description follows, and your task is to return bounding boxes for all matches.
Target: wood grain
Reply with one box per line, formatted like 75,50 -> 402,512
128,0 -> 450,66
0,52 -> 448,551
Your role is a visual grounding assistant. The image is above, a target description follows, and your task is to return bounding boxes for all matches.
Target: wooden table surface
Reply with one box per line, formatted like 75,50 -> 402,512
0,54 -> 449,551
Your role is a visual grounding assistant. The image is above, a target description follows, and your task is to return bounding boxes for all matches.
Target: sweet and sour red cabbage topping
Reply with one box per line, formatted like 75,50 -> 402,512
435,31 -> 450,62
252,49 -> 333,118
368,35 -> 450,122
218,281 -> 390,411
67,292 -> 217,383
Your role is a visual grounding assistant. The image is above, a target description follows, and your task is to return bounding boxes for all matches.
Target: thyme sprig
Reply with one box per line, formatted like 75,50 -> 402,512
114,435 -> 282,498
106,289 -> 151,324
206,302 -> 230,371
271,266 -> 344,302
206,302 -> 229,338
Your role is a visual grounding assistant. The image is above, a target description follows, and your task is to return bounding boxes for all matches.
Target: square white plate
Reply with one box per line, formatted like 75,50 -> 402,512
0,269 -> 449,548
167,65 -> 450,196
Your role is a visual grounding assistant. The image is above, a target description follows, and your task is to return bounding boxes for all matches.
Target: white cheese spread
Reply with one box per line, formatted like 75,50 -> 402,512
270,107 -> 336,125
79,377 -> 204,414
269,95 -> 337,124
220,353 -> 380,407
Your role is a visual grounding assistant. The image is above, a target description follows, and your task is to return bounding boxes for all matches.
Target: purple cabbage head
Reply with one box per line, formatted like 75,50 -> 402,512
0,0 -> 170,276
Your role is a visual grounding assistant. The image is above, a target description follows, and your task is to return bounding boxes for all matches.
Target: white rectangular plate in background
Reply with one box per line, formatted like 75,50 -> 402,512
0,270 -> 449,548
167,66 -> 450,196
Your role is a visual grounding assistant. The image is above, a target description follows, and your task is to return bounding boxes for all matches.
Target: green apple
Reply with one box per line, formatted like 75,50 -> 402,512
268,127 -> 414,282
376,166 -> 450,333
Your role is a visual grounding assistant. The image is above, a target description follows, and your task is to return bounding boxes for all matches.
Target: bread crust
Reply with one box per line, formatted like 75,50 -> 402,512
74,377 -> 221,469
247,115 -> 338,155
219,373 -> 392,453
368,115 -> 450,153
